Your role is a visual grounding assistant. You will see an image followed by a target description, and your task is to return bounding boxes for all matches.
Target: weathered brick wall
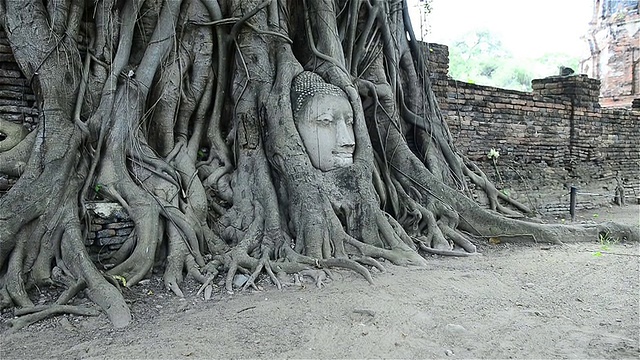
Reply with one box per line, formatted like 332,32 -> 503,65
0,31 -> 37,129
0,31 -> 36,195
426,43 -> 639,192
85,202 -> 134,266
423,42 -> 449,81
580,1 -> 640,108
425,42 -> 640,211
436,81 -> 572,167
589,107 -> 640,176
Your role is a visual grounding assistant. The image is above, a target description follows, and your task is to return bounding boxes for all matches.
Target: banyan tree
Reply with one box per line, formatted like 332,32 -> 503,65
0,0 -> 636,329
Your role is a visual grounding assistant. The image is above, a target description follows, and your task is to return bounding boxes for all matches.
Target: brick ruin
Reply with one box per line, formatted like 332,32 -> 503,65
427,42 -> 639,212
580,0 -> 640,108
0,35 -> 638,253
0,34 -> 37,127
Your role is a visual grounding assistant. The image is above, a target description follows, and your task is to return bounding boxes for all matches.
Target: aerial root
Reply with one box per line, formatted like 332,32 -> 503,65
386,214 -> 417,249
7,305 -> 100,334
462,159 -> 531,215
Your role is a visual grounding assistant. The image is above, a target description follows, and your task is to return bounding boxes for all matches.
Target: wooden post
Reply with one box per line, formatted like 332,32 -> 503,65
570,186 -> 577,222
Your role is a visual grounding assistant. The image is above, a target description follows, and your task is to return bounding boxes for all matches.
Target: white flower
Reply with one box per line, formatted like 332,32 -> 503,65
487,148 -> 500,159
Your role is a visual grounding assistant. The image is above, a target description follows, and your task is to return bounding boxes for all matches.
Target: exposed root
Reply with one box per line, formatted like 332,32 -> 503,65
352,256 -> 386,273
299,269 -> 328,288
418,244 -> 481,257
55,280 -> 87,305
319,258 -> 374,285
242,255 -> 282,290
0,131 -> 34,177
7,305 -> 100,334
462,158 -> 531,216
0,118 -> 28,152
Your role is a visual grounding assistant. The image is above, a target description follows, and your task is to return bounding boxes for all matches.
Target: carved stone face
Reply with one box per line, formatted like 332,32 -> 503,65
295,93 -> 355,171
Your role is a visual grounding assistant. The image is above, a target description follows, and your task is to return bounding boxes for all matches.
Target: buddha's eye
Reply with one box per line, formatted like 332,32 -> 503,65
316,116 -> 334,125
345,115 -> 354,125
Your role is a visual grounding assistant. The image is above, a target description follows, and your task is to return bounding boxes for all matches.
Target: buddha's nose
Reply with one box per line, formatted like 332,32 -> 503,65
336,120 -> 355,148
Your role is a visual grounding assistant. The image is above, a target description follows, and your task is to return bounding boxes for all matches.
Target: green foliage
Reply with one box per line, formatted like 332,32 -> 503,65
447,30 -> 581,91
592,232 -> 620,256
598,232 -> 618,250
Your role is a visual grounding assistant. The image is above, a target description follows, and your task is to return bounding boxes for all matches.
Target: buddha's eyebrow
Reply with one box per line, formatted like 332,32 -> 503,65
313,111 -> 333,120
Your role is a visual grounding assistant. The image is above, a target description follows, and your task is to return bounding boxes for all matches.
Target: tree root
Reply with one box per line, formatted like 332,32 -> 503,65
7,305 -> 100,334
352,256 -> 386,272
0,118 -> 29,152
242,255 -> 282,290
299,269 -> 329,288
418,243 -> 481,257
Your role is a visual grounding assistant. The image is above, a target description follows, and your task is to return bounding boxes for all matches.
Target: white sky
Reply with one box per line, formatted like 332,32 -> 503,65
407,0 -> 593,59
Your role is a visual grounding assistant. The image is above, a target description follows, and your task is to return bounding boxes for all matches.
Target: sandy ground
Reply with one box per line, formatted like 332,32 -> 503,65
1,205 -> 639,359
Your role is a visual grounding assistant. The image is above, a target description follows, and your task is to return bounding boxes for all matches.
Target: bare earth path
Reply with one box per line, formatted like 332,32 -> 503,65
1,205 -> 639,359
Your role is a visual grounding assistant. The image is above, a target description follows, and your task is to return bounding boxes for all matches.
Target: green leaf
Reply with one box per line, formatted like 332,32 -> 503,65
112,275 -> 127,287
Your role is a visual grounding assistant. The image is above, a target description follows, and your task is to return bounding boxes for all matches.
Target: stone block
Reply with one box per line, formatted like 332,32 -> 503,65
96,229 -> 116,238
115,228 -> 133,236
97,235 -> 129,246
105,221 -> 135,230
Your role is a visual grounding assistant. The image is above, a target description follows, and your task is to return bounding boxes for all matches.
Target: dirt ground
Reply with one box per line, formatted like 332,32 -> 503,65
1,205 -> 638,359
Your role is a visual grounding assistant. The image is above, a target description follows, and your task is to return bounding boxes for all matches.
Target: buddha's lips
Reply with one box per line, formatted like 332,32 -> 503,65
333,152 -> 353,158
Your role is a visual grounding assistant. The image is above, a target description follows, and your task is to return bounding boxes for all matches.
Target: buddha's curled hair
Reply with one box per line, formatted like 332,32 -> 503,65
291,71 -> 347,115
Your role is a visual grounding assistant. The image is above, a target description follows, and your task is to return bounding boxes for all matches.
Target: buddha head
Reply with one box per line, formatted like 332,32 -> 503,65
291,72 -> 355,172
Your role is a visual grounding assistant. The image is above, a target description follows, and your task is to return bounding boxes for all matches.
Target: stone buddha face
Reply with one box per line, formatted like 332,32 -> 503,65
292,72 -> 356,172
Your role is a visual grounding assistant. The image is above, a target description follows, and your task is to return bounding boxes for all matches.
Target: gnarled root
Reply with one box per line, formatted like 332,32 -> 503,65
6,305 -> 100,334
0,118 -> 29,153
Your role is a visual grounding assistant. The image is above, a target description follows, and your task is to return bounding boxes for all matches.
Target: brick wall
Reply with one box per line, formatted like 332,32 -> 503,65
425,42 -> 639,211
0,31 -> 37,195
85,202 -> 134,266
426,43 -> 639,190
0,31 -> 37,129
